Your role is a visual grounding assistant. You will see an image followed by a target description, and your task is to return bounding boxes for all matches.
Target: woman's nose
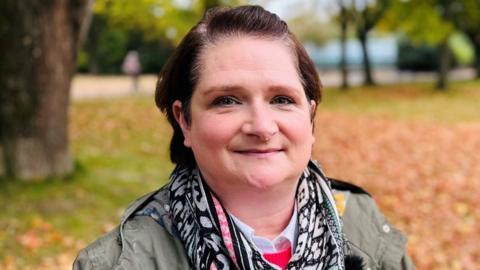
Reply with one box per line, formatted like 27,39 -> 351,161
241,104 -> 279,141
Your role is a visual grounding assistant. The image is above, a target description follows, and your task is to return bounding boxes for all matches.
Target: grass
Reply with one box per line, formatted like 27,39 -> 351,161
0,97 -> 174,268
321,79 -> 480,123
0,80 -> 479,269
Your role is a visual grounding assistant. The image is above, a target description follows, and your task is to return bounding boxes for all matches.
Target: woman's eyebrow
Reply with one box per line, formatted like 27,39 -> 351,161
267,85 -> 303,94
201,85 -> 244,96
201,84 -> 303,97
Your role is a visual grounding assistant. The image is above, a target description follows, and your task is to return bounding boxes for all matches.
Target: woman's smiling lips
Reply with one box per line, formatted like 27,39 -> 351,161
233,148 -> 284,158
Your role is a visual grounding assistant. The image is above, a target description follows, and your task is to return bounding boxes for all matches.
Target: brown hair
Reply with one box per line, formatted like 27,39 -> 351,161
155,5 -> 322,168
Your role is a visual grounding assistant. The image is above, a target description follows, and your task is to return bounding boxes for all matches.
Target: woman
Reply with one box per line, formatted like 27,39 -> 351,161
74,5 -> 415,270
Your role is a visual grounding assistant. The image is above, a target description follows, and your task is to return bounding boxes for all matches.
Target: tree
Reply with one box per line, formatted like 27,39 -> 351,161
288,13 -> 334,47
80,0 -> 244,74
337,0 -> 353,90
84,14 -> 108,74
434,0 -> 457,89
381,0 -> 456,90
0,0 -> 93,180
352,0 -> 391,86
93,0 -> 243,46
92,0 -> 200,45
451,0 -> 480,78
204,0 -> 222,12
77,0 -> 225,75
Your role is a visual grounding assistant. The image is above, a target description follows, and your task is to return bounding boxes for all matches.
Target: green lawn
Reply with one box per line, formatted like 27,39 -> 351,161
321,80 -> 480,123
1,80 -> 479,269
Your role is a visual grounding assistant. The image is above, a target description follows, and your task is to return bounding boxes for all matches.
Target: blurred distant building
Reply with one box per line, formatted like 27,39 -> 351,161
305,36 -> 397,69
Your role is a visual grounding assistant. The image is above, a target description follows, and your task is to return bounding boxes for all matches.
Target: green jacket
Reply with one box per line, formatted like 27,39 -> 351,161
73,179 -> 415,270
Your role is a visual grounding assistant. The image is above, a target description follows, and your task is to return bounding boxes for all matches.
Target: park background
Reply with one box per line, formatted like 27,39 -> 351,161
1,0 -> 479,269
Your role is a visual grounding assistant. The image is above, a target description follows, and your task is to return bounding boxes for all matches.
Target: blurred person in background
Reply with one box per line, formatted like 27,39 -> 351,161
122,50 -> 141,92
74,5 -> 415,270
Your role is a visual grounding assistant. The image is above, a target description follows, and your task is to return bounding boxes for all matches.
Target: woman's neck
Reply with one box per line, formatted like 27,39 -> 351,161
211,182 -> 297,240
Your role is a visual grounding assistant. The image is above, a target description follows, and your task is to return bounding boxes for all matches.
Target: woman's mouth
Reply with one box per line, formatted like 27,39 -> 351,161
233,148 -> 283,157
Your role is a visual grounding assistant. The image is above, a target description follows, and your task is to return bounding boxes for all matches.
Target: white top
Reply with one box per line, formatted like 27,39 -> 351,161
230,205 -> 298,253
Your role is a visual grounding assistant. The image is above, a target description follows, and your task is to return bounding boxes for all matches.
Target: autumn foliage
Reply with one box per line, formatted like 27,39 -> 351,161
314,111 -> 480,269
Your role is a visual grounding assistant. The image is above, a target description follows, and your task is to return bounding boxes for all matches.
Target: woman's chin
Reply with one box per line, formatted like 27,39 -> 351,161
243,172 -> 298,191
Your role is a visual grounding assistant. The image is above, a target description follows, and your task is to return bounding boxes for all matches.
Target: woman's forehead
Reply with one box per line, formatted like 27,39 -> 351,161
201,36 -> 295,68
195,36 -> 301,91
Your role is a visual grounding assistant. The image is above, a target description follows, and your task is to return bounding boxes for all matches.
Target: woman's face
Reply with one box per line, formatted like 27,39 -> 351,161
174,36 -> 315,192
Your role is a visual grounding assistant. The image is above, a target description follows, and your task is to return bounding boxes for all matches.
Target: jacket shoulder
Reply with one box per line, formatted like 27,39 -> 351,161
329,177 -> 371,196
73,186 -> 190,270
330,178 -> 416,270
73,227 -> 122,270
73,216 -> 190,270
115,215 -> 189,269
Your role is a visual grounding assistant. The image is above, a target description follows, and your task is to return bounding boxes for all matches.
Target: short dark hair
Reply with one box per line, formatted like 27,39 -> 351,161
155,5 -> 322,168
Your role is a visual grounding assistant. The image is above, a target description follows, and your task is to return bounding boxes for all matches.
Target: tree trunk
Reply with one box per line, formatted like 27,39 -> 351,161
0,0 -> 92,180
475,44 -> 480,79
469,34 -> 480,79
436,40 -> 450,90
339,5 -> 349,90
85,14 -> 104,74
358,30 -> 375,86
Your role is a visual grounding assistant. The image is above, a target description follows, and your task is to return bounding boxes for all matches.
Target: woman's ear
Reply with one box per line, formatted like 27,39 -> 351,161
172,100 -> 192,147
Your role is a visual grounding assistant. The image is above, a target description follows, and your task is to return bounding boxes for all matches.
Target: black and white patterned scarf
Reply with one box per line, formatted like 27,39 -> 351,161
168,160 -> 346,270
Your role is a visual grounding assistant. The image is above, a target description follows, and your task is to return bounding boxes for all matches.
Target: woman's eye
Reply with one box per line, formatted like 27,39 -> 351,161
212,96 -> 240,106
272,96 -> 294,105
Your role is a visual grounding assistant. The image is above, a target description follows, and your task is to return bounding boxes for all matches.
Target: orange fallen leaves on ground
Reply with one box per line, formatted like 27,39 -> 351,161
17,230 -> 44,251
6,216 -> 85,270
314,112 -> 480,270
16,217 -> 53,251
